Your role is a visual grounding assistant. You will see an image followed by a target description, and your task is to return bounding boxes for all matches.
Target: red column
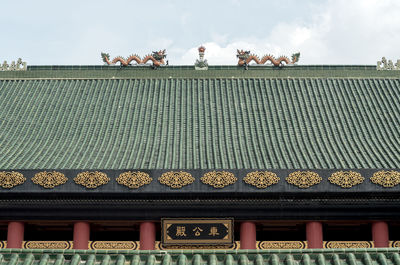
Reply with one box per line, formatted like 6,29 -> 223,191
73,222 -> 90,249
7,221 -> 24,248
240,221 -> 256,249
306,221 -> 323,249
140,222 -> 156,250
372,221 -> 389,248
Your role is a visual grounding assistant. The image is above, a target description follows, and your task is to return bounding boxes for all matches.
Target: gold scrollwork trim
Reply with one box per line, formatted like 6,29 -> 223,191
74,171 -> 110,188
23,241 -> 72,249
0,241 -> 6,249
116,171 -> 152,189
158,171 -> 194,188
391,241 -> 400,248
323,241 -> 373,249
329,171 -> 364,188
258,241 -> 307,249
201,171 -> 237,188
286,171 -> 321,188
32,171 -> 68,188
89,241 -> 138,250
244,171 -> 280,188
370,170 -> 400,187
0,171 -> 26,188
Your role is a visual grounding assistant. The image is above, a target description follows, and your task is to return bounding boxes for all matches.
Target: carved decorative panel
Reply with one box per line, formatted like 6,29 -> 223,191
32,171 -> 67,188
329,171 -> 364,188
258,241 -> 307,249
244,171 -> 279,188
23,241 -> 72,249
201,171 -> 237,188
116,171 -> 152,189
0,171 -> 26,188
158,171 -> 194,188
370,170 -> 400,187
324,241 -> 373,248
74,171 -> 109,188
89,241 -> 138,250
286,171 -> 321,188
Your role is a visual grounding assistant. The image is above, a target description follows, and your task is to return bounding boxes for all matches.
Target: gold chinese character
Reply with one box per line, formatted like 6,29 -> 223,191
193,227 -> 203,236
209,226 -> 219,236
176,226 -> 187,236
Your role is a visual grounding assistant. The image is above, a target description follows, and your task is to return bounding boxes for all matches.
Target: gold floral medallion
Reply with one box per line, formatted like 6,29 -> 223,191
32,171 -> 68,188
116,171 -> 152,189
158,171 -> 194,188
370,170 -> 400,187
244,171 -> 280,188
329,171 -> 364,188
201,171 -> 237,188
74,171 -> 110,188
0,171 -> 26,188
286,171 -> 321,188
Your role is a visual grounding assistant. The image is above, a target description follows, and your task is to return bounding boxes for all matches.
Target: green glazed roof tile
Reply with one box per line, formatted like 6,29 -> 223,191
0,67 -> 399,169
0,249 -> 400,265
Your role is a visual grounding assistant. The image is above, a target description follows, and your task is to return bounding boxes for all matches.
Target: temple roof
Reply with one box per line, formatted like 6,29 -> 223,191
0,249 -> 398,265
0,65 -> 399,169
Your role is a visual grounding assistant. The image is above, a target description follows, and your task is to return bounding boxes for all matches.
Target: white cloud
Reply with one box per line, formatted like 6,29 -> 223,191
174,0 -> 400,65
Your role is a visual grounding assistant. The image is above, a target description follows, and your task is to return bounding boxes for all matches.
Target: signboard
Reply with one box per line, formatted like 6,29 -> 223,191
162,218 -> 234,245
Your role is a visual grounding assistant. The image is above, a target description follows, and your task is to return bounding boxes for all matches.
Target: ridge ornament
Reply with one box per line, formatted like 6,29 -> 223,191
237,50 -> 300,67
101,50 -> 167,67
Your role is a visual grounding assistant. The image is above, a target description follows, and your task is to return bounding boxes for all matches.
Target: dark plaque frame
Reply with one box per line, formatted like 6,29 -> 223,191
161,218 -> 234,245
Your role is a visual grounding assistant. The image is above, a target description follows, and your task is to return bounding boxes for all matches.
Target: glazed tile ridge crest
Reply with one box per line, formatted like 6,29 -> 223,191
74,171 -> 110,189
0,171 -> 26,188
201,171 -> 237,188
158,171 -> 194,188
286,171 -> 321,188
32,171 -> 68,188
328,171 -> 364,188
243,171 -> 280,188
116,171 -> 152,189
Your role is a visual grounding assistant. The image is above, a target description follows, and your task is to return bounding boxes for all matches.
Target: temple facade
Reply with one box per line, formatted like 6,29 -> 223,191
0,53 -> 400,259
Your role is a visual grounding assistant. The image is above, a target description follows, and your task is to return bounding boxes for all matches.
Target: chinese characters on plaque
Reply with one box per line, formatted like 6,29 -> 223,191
162,218 -> 233,245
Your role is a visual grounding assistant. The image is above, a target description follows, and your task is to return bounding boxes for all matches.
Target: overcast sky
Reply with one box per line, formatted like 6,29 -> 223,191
1,0 -> 399,65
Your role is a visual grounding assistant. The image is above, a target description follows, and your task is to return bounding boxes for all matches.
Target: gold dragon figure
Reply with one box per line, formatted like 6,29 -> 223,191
101,50 -> 167,67
237,49 -> 300,67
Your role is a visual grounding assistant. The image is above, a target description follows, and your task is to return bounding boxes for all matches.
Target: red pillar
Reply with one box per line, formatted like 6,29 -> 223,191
372,221 -> 389,248
306,221 -> 323,249
140,222 -> 156,250
7,221 -> 24,248
240,221 -> 256,249
73,222 -> 90,250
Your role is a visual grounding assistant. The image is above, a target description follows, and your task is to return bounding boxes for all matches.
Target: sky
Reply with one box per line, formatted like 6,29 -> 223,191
1,0 -> 400,65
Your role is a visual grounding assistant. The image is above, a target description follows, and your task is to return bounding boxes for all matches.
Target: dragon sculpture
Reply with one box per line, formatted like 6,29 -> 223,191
101,50 -> 167,67
237,50 -> 300,67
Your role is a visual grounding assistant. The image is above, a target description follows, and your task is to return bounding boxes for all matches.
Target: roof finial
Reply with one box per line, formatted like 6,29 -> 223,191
195,45 -> 208,70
